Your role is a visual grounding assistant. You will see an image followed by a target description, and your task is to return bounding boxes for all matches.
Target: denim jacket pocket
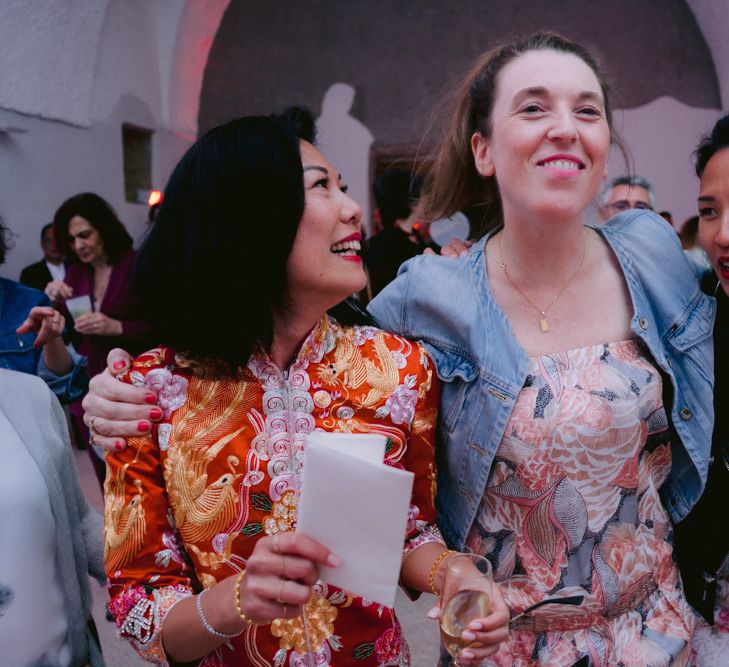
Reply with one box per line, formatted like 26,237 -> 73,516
664,293 -> 715,351
428,346 -> 478,434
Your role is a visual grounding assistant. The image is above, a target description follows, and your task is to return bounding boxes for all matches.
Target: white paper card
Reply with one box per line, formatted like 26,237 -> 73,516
305,431 -> 385,464
297,432 -> 414,609
65,295 -> 93,319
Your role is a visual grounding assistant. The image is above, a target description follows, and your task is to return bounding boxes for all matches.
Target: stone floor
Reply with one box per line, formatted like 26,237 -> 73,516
75,449 -> 441,666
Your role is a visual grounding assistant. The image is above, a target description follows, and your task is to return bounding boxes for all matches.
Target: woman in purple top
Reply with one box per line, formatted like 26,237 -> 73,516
46,192 -> 149,484
46,193 -> 149,378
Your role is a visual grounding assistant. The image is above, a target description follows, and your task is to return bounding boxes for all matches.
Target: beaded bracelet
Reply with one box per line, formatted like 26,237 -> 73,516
428,549 -> 455,595
235,570 -> 255,627
196,588 -> 243,639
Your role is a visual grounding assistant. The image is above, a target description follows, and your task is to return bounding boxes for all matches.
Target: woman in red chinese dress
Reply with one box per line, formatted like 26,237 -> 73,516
103,108 -> 508,666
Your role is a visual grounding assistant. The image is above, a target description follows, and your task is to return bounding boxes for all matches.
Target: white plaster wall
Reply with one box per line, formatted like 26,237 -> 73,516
0,0 -> 108,127
0,0 -> 227,282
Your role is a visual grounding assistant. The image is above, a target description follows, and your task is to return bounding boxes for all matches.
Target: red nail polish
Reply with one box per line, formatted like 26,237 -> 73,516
113,360 -> 126,370
115,441 -> 124,451
144,394 -> 157,404
149,408 -> 162,420
137,421 -> 150,433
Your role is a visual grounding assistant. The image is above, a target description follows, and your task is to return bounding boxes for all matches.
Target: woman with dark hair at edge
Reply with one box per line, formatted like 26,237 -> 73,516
83,34 -> 712,665
0,214 -> 87,402
83,108 -> 508,666
673,114 -> 729,664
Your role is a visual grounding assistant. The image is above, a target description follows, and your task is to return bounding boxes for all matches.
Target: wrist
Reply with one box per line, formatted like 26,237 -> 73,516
196,587 -> 243,639
429,549 -> 457,596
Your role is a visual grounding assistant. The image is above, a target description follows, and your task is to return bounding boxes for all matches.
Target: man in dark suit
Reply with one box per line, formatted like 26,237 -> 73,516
19,223 -> 65,291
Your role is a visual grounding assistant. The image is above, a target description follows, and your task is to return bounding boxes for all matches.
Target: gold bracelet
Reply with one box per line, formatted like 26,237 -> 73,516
428,549 -> 454,595
234,570 -> 255,627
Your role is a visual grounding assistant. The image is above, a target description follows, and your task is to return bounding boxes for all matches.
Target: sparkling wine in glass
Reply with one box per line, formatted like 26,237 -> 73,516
439,554 -> 493,665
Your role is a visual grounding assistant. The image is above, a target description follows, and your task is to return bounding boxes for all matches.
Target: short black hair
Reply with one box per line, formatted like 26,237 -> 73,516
53,193 -> 133,264
695,114 -> 729,177
40,222 -> 53,241
134,107 -> 319,372
373,169 -> 422,228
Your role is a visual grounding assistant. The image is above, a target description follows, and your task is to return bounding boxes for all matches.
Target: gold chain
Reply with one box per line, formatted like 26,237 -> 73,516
498,230 -> 587,333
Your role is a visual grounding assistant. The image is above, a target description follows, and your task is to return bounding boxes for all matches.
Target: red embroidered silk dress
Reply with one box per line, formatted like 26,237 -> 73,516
104,316 -> 442,666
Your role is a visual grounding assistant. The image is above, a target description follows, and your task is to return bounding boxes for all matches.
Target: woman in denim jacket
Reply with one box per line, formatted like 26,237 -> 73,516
370,33 -> 712,665
80,33 -> 713,666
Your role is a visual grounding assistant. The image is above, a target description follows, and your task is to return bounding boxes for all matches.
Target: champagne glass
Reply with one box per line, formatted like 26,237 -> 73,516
439,553 -> 493,666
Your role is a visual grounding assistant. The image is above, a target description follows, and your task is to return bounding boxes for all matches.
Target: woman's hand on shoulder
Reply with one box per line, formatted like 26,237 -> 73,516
16,306 -> 65,347
82,348 -> 162,451
423,238 -> 472,258
44,280 -> 73,304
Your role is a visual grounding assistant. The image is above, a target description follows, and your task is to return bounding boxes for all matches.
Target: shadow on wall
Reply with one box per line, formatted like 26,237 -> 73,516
316,83 -> 374,234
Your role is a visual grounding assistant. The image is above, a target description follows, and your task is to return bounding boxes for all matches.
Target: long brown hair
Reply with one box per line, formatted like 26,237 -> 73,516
423,32 -> 621,235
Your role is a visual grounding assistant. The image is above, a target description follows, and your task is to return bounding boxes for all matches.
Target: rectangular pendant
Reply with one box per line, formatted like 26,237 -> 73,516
539,316 -> 550,333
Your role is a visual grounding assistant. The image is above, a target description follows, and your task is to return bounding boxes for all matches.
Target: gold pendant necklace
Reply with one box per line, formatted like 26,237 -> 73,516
498,231 -> 587,333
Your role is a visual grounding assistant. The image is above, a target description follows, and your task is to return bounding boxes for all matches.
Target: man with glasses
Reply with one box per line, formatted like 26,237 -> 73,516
598,175 -> 656,221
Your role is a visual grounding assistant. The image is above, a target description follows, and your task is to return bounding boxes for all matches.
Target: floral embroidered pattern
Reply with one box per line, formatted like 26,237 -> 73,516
270,594 -> 338,653
106,316 -> 440,666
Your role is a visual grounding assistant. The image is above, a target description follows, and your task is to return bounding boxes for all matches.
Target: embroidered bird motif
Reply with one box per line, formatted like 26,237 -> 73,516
165,429 -> 244,544
105,463 -> 147,573
357,333 -> 401,408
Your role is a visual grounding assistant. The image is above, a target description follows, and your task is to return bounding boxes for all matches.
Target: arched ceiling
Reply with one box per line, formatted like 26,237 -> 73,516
199,0 -> 722,146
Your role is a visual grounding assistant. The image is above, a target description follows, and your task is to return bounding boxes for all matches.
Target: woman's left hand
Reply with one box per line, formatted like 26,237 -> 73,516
16,306 -> 65,347
428,582 -> 510,665
74,312 -> 122,336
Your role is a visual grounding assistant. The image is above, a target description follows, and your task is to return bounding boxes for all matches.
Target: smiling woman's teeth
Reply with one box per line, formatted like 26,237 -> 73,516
331,240 -> 361,255
544,159 -> 580,170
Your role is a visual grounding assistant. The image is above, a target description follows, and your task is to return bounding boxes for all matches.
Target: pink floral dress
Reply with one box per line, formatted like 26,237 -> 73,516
466,340 -> 694,666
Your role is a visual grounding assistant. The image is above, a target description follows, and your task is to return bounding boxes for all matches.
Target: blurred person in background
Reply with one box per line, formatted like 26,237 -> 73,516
679,215 -> 712,277
365,168 -> 431,297
46,193 -> 149,379
19,222 -> 66,291
0,214 -> 86,402
598,174 -> 655,220
46,193 -> 149,484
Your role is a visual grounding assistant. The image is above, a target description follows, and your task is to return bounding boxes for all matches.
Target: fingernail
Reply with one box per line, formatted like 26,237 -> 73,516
144,394 -> 157,404
426,607 -> 440,619
33,341 -> 40,349
149,408 -> 163,420
467,621 -> 482,631
115,441 -> 125,451
137,421 -> 150,433
327,553 -> 341,567
462,630 -> 476,641
113,360 -> 126,370
461,650 -> 474,660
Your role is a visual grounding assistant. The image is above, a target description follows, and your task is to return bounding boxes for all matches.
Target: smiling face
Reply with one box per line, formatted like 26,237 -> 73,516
471,48 -> 611,227
698,147 -> 729,295
283,141 -> 366,308
68,215 -> 106,265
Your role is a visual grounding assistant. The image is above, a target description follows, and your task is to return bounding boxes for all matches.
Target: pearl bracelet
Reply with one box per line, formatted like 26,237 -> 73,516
196,588 -> 243,639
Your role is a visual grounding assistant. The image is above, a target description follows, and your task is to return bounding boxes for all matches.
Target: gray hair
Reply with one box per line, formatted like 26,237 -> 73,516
599,175 -> 655,209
